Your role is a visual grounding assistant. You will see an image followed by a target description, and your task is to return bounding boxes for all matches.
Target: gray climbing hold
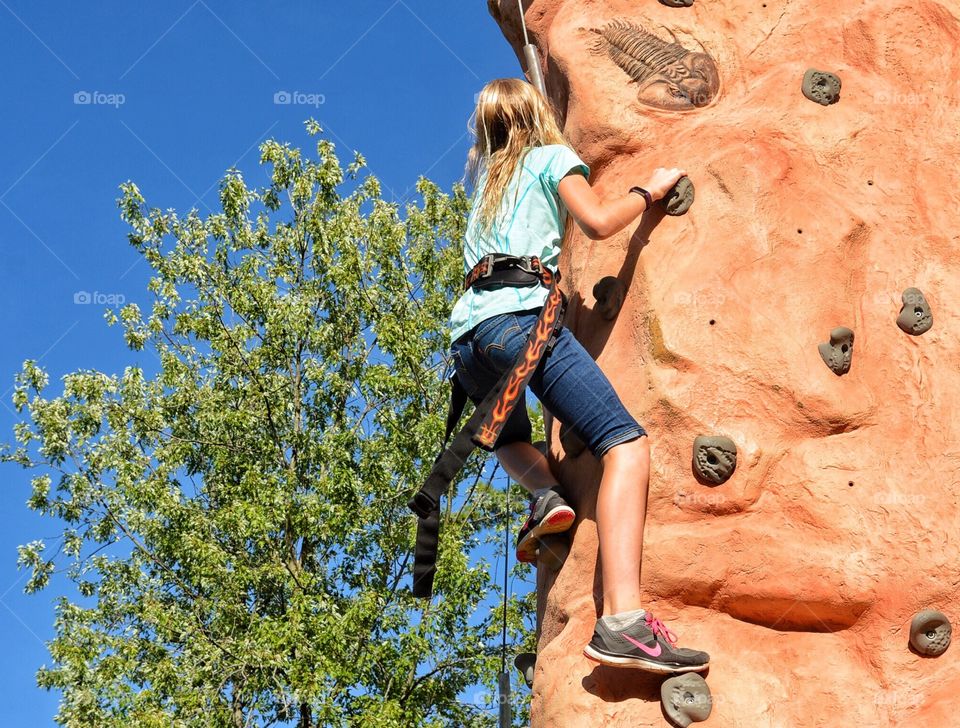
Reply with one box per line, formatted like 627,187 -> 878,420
910,609 -> 952,656
664,176 -> 695,216
692,435 -> 737,485
537,533 -> 570,572
659,0 -> 694,6
661,673 -> 713,727
514,652 -> 536,689
593,276 -> 626,321
818,327 -> 854,376
802,68 -> 841,106
897,288 -> 933,335
560,423 -> 587,457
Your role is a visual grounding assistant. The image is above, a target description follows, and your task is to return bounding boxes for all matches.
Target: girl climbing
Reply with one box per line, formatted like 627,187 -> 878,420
448,77 -> 709,674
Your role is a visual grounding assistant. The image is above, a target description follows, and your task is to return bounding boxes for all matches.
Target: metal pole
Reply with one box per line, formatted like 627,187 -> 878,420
522,44 -> 547,98
517,0 -> 547,97
498,670 -> 512,727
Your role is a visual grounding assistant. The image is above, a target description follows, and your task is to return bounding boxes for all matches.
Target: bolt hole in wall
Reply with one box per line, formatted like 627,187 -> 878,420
709,319 -> 716,325
797,228 -> 803,234
867,179 -> 874,185
848,481 -> 855,487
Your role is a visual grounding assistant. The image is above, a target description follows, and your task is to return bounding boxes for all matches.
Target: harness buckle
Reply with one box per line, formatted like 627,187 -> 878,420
516,255 -> 543,277
480,253 -> 495,280
408,490 -> 439,519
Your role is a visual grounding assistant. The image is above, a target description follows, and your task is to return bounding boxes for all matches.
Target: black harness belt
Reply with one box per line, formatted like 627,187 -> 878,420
408,253 -> 567,598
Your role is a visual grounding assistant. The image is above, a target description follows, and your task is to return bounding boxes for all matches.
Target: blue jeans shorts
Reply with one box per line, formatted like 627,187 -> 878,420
450,307 -> 647,459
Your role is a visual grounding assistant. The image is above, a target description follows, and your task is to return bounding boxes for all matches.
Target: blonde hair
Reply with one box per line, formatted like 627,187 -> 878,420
464,78 -> 570,235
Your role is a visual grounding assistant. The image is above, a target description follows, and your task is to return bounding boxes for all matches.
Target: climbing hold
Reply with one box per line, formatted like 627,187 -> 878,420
909,609 -> 952,656
560,423 -> 587,457
663,176 -> 695,216
818,327 -> 854,376
593,276 -> 626,321
659,0 -> 694,6
537,533 -> 570,572
896,287 -> 933,335
802,68 -> 841,105
514,652 -> 536,689
661,673 -> 713,727
692,435 -> 737,485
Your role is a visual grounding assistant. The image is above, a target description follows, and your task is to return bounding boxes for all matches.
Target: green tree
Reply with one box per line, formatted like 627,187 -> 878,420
3,121 -> 538,727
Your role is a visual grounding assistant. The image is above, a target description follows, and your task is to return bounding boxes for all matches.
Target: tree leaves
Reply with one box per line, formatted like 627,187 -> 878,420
4,121 -> 538,727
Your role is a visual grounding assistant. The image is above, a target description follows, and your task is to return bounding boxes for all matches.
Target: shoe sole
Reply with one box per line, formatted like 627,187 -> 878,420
582,644 -> 709,674
516,505 -> 576,562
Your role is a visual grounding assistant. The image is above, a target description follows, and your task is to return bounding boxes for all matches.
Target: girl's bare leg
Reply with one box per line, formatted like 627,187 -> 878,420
495,440 -> 559,496
597,435 -> 650,616
496,435 -> 651,618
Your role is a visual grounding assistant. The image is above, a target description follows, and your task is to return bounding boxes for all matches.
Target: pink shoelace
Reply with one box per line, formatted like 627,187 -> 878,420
522,498 -> 537,528
645,612 -> 679,646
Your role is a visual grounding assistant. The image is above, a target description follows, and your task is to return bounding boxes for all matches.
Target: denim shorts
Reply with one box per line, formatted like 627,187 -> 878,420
450,307 -> 647,459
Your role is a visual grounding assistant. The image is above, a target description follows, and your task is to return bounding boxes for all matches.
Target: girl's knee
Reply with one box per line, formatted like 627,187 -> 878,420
602,433 -> 649,464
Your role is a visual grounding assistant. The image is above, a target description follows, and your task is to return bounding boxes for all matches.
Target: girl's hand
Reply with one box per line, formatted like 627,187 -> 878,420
644,167 -> 688,202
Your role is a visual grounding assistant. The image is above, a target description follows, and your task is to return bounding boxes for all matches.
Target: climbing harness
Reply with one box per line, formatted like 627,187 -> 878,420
517,0 -> 547,97
408,254 -> 567,598
463,252 -> 548,292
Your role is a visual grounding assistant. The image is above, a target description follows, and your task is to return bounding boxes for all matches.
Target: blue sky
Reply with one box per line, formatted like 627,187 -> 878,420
0,2 -> 520,723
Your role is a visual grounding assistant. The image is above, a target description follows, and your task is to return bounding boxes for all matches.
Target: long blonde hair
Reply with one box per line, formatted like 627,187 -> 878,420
465,78 -> 569,234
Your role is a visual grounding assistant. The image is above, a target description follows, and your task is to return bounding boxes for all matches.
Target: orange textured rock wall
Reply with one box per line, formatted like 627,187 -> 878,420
489,1 -> 960,725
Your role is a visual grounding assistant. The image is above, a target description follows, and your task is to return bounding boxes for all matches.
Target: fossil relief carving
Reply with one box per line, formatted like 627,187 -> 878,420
588,19 -> 720,110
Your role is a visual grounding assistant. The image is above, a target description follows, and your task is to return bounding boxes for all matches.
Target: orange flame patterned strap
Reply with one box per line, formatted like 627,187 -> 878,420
473,266 -> 563,450
463,259 -> 489,291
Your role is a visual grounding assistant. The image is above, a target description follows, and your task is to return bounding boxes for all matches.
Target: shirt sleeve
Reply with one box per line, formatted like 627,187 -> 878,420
542,145 -> 590,195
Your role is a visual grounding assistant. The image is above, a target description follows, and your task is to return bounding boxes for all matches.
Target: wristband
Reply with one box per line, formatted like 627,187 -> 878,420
629,186 -> 654,209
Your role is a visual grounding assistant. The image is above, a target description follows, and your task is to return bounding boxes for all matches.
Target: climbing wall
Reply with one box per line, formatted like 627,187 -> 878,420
488,0 -> 960,725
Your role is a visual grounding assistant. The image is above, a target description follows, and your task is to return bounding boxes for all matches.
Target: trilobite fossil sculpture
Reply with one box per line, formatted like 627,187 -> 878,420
909,609 -> 952,656
593,276 -> 626,320
802,69 -> 842,105
693,435 -> 737,485
661,673 -> 713,727
818,327 -> 854,375
588,20 -> 719,110
896,287 -> 933,335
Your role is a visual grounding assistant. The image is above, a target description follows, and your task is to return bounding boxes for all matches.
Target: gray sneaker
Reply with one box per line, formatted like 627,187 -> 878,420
583,611 -> 710,674
516,487 -> 575,563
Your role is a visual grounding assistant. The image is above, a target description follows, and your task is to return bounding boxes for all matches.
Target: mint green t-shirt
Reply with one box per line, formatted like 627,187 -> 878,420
449,144 -> 590,343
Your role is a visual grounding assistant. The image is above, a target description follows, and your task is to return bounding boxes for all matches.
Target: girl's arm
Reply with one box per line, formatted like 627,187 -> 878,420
558,167 -> 687,240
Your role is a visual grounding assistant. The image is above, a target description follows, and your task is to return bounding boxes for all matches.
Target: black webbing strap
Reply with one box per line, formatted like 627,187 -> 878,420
409,266 -> 566,598
440,370 -> 470,453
